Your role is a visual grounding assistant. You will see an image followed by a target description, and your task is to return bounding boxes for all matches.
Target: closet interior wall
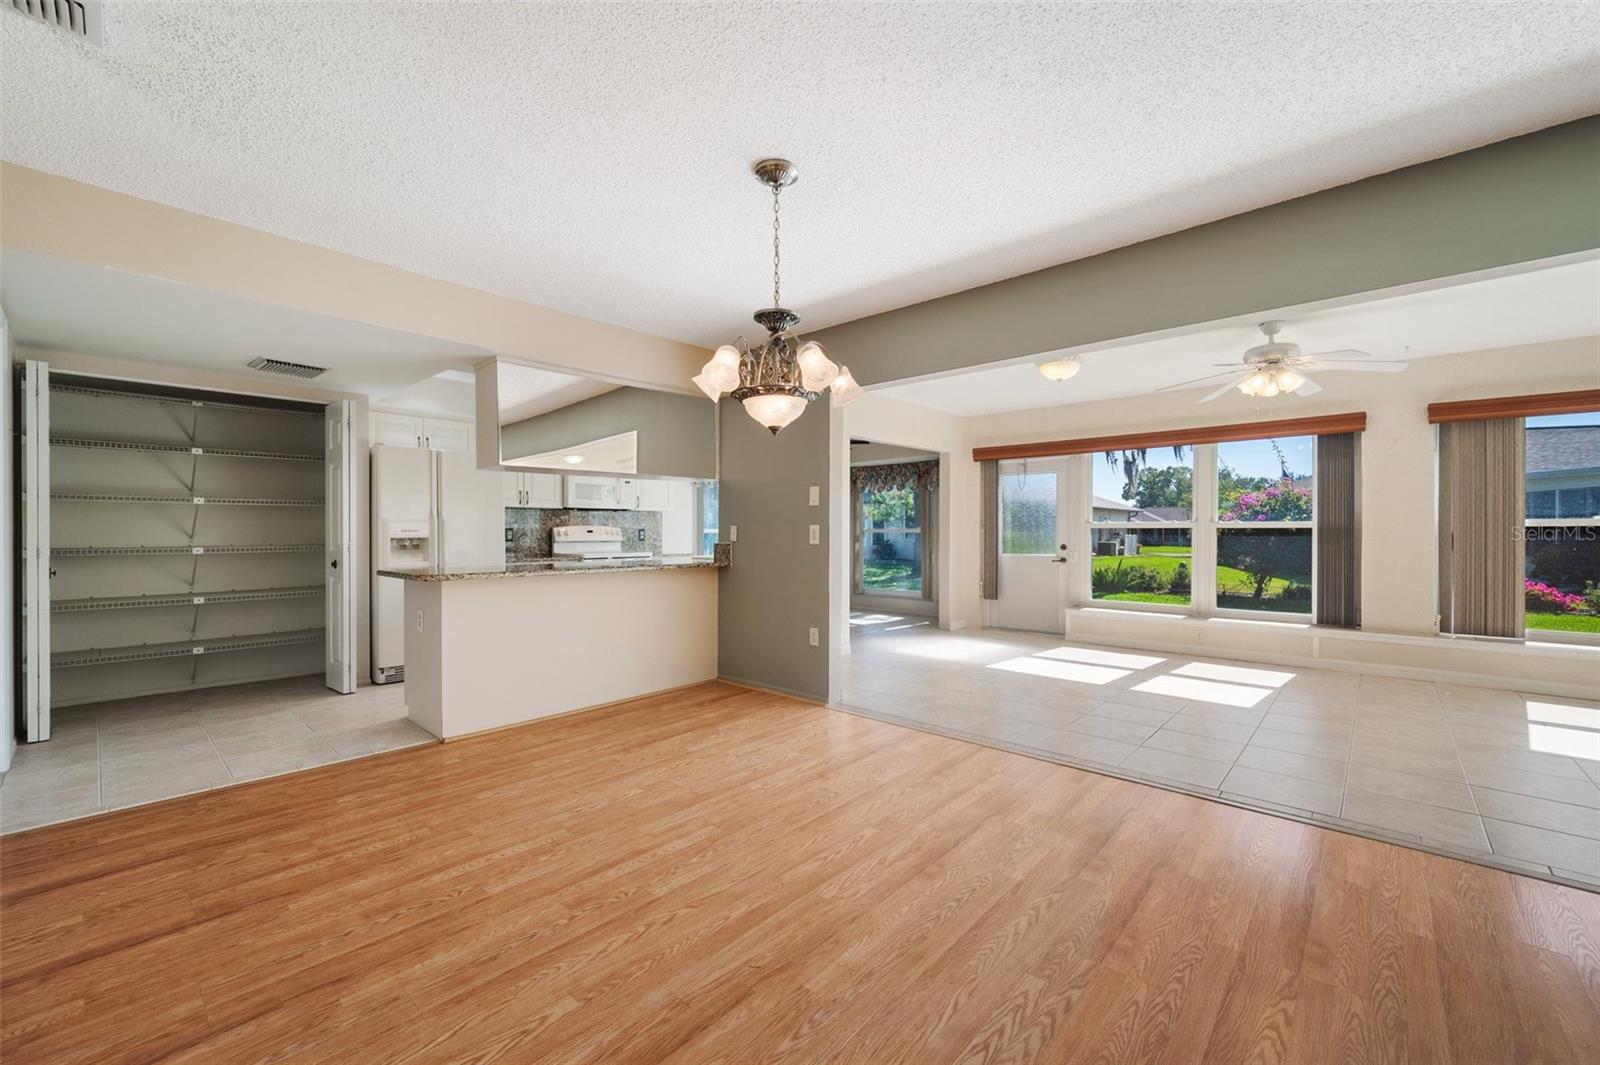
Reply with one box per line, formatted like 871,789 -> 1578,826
49,374 -> 326,707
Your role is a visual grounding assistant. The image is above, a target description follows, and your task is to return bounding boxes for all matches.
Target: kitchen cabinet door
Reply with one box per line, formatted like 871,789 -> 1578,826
527,473 -> 562,508
422,418 -> 474,453
635,478 -> 672,512
371,412 -> 423,448
503,472 -> 526,508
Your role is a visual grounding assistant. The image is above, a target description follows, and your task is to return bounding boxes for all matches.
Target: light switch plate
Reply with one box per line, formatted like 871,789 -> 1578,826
807,524 -> 820,545
729,525 -> 738,542
808,485 -> 819,506
808,627 -> 819,647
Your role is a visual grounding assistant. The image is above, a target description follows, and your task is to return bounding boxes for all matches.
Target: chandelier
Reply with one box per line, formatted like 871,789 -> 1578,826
692,158 -> 862,434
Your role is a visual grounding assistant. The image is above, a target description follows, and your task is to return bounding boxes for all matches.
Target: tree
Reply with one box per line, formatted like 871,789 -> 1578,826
1131,465 -> 1193,510
1220,479 -> 1311,521
1103,446 -> 1189,502
1218,531 -> 1307,601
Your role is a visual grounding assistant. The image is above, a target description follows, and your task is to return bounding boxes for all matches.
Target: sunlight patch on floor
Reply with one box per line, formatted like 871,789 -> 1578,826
1132,674 -> 1275,708
1173,661 -> 1295,688
1036,646 -> 1164,670
989,656 -> 1130,685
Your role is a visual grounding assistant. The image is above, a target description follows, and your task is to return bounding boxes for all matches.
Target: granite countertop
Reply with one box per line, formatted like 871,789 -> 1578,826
378,555 -> 727,582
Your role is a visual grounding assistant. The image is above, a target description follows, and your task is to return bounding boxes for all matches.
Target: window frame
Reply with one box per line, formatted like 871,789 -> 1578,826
1084,440 -> 1318,621
855,484 -> 927,599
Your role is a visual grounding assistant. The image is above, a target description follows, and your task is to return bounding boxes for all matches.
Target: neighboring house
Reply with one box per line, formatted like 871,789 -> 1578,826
1090,497 -> 1190,552
1526,426 -> 1600,519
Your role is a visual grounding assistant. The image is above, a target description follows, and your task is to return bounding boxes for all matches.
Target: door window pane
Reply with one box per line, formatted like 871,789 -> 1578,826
1217,437 -> 1314,521
1091,529 -> 1193,605
1216,528 -> 1313,613
1000,470 -> 1056,554
861,487 -> 922,594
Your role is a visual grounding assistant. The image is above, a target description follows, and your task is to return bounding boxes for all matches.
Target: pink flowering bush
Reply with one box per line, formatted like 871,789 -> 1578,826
1220,479 -> 1312,522
1526,580 -> 1584,614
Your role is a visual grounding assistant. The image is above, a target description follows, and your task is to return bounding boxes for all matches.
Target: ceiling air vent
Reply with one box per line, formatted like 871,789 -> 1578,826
247,357 -> 329,380
6,0 -> 103,45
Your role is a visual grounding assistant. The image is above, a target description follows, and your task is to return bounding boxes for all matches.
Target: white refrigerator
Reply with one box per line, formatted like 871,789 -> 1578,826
371,445 -> 505,684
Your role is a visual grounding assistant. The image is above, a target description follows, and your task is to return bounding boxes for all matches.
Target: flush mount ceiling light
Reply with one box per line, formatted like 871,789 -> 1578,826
1037,356 -> 1081,382
692,158 -> 862,434
562,454 -> 585,464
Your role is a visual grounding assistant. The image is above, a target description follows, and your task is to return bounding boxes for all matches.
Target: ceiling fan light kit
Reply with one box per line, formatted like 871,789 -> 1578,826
1158,320 -> 1409,404
692,158 -> 860,434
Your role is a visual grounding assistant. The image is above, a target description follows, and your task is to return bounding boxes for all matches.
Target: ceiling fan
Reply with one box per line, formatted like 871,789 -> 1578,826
1158,321 -> 1408,403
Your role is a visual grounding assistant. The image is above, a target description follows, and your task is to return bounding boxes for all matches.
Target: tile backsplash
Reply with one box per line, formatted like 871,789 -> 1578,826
505,507 -> 662,560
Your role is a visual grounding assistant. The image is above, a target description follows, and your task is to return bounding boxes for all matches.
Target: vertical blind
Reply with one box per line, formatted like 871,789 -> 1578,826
980,459 -> 999,600
1437,418 -> 1525,637
1315,432 -> 1360,628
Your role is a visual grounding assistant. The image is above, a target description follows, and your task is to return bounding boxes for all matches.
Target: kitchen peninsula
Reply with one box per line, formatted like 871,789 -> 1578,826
382,552 -> 728,739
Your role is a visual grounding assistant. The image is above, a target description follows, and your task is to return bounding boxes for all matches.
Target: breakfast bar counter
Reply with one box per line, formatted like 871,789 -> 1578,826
384,552 -> 727,740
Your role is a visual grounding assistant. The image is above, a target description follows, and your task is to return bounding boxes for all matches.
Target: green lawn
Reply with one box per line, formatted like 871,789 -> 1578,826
1091,546 -> 1307,609
863,559 -> 922,592
1527,612 -> 1600,633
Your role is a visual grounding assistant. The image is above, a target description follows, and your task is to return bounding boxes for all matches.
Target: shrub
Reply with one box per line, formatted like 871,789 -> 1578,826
1583,581 -> 1600,616
1093,561 -> 1171,595
1280,582 -> 1312,603
1170,562 -> 1191,595
1220,479 -> 1312,522
1526,579 -> 1582,614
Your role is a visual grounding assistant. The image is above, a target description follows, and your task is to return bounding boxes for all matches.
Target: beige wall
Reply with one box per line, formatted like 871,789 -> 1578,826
0,164 -> 708,389
948,335 -> 1600,646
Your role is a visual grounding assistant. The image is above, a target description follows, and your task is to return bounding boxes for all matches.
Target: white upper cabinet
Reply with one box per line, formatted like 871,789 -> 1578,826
503,471 -> 563,508
370,413 -> 474,452
422,418 -> 473,453
371,412 -> 425,449
634,478 -> 672,512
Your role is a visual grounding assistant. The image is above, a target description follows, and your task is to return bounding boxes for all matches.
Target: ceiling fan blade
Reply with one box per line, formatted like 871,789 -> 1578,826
1154,370 -> 1241,393
1300,348 -> 1370,361
1198,378 -> 1242,404
1293,375 -> 1323,396
1311,360 -> 1409,372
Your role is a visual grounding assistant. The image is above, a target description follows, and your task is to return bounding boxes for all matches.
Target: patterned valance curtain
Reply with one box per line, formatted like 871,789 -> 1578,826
851,460 -> 938,494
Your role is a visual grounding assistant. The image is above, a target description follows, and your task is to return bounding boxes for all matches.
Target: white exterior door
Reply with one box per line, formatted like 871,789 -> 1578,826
324,401 -> 357,693
990,457 -> 1083,634
20,359 -> 51,740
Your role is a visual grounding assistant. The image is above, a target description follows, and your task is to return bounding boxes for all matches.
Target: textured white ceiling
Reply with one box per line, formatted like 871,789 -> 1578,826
876,259 -> 1600,415
3,3 -> 1597,348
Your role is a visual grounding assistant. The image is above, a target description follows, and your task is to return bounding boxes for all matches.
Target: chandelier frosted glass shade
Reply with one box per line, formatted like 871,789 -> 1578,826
740,391 -> 810,434
796,341 -> 839,391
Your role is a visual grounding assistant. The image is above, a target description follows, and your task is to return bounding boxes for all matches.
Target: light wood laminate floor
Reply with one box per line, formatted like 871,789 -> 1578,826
3,681 -> 1598,1064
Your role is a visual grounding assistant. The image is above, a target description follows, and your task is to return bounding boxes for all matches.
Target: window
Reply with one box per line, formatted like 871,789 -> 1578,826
695,480 -> 719,556
1216,436 -> 1314,615
1524,414 -> 1600,638
1089,448 -> 1193,606
860,486 -> 923,595
1000,466 -> 1056,554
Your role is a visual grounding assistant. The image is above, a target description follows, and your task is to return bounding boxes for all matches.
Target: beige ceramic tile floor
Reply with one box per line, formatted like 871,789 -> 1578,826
839,612 -> 1600,889
0,676 -> 434,834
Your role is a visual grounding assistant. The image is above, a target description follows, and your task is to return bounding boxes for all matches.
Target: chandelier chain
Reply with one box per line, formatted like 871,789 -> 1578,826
772,184 -> 781,308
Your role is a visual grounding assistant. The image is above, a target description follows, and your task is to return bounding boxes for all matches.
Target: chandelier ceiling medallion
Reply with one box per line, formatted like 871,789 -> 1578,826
692,158 -> 862,434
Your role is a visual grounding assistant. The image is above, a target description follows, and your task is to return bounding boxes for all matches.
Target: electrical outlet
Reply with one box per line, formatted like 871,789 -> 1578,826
415,609 -> 423,633
808,485 -> 819,506
729,524 -> 738,542
808,627 -> 819,647
808,524 -> 820,545
637,528 -> 646,542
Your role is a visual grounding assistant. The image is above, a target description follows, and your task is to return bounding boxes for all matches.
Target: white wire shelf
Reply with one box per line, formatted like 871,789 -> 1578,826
50,494 -> 322,507
52,628 -> 326,669
51,437 -> 321,462
52,586 -> 325,613
51,381 -> 322,419
52,544 -> 324,558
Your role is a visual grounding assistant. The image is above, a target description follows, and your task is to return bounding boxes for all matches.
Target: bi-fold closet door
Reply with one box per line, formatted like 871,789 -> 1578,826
15,363 -> 359,743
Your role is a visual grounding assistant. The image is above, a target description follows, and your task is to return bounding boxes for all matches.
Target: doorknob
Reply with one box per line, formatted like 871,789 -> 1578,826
330,559 -> 338,569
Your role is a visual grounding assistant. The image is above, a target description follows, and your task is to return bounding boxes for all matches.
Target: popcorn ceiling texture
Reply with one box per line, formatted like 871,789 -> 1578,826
3,3 -> 1596,347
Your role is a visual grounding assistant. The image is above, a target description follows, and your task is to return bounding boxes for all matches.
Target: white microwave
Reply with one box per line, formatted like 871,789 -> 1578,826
564,475 -> 637,510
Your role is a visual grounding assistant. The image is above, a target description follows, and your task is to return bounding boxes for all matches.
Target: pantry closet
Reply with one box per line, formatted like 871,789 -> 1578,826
16,363 -> 357,743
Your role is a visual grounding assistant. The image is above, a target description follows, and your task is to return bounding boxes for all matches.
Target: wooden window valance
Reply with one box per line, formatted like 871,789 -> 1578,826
1427,389 -> 1600,424
970,412 -> 1367,463
851,459 -> 939,494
